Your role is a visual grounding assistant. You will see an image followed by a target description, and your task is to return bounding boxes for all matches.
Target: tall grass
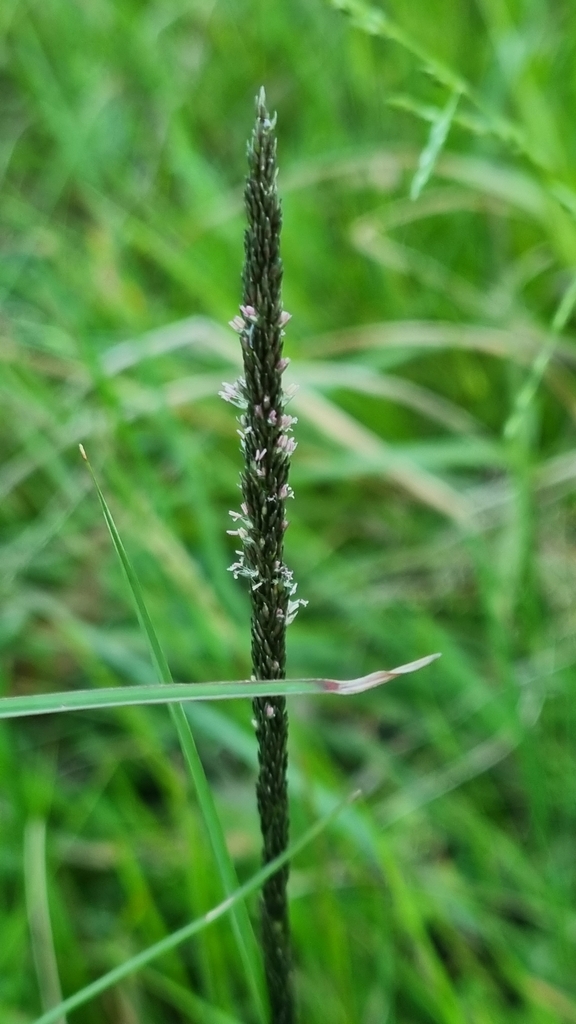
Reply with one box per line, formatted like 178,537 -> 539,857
1,0 -> 576,1021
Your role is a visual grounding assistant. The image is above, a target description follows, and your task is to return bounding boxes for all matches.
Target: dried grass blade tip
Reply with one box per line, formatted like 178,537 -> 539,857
321,652 -> 441,694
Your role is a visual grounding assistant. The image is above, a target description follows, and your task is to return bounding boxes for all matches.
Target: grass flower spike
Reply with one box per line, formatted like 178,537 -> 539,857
224,88 -> 301,1024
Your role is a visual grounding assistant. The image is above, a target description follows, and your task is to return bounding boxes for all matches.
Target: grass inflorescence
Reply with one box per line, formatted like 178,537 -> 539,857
2,1 -> 576,1022
225,89 -> 300,1024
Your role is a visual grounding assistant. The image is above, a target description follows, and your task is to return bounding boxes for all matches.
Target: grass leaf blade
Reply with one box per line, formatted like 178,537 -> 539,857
0,655 -> 441,719
79,447 -> 267,1020
410,90 -> 460,201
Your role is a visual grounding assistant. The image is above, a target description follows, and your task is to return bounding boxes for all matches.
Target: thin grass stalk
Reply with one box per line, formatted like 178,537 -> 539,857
222,89 -> 305,1023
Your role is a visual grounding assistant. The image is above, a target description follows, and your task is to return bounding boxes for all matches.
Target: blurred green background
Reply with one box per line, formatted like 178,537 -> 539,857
2,0 -> 576,1020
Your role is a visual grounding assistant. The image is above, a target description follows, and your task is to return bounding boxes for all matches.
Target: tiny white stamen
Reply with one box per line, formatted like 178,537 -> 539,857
286,597 -> 309,625
228,316 -> 245,333
226,527 -> 248,540
283,383 -> 299,401
219,381 -> 246,407
277,435 -> 297,455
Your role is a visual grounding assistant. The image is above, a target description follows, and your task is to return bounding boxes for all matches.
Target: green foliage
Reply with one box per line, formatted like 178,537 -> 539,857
32,795 -> 356,1024
1,0 -> 576,1021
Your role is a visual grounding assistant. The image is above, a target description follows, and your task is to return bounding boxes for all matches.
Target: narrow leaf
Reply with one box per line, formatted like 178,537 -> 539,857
410,90 -> 460,201
0,654 -> 441,720
78,447 -> 266,1021
504,270 -> 576,440
24,819 -> 67,1024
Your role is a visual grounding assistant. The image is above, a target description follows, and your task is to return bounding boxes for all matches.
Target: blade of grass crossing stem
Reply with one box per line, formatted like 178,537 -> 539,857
0,655 -> 441,719
31,792 -> 360,1024
79,447 -> 267,1022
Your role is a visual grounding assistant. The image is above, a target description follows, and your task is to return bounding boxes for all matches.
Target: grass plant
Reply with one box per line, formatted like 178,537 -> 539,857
228,90 -> 298,1024
2,0 -> 576,1021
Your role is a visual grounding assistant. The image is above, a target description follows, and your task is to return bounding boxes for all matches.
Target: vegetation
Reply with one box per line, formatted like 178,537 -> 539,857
231,92 -> 296,1024
1,0 -> 576,1021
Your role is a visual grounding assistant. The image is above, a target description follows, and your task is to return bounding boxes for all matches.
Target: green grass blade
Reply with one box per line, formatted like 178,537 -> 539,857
504,271 -> 576,441
79,446 -> 173,686
0,680 -> 340,718
24,819 -> 67,1024
410,90 -> 460,200
31,792 -> 360,1024
332,0 -> 536,163
79,447 -> 267,1021
0,655 -> 441,719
